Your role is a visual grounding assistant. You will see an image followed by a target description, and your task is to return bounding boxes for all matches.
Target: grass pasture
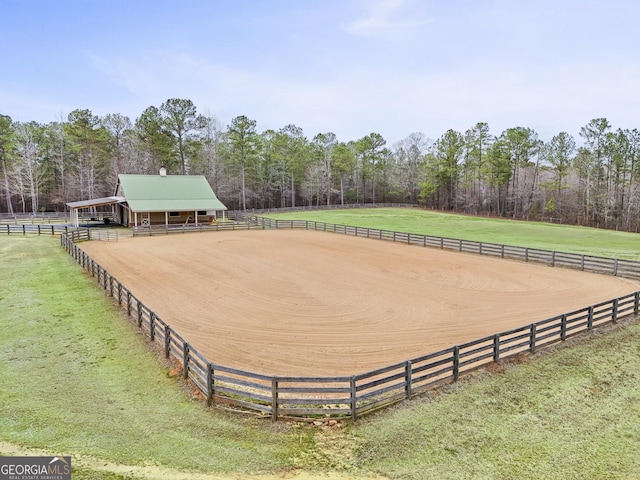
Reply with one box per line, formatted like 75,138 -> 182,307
265,207 -> 640,260
1,208 -> 640,479
0,236 -> 296,479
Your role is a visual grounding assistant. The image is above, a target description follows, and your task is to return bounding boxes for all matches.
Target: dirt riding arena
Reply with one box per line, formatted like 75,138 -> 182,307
80,230 -> 638,376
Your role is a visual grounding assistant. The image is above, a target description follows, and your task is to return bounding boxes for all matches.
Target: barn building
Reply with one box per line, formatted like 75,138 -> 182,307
66,168 -> 227,228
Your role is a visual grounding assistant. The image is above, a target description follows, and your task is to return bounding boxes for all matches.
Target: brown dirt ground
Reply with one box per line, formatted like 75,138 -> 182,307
79,230 -> 638,377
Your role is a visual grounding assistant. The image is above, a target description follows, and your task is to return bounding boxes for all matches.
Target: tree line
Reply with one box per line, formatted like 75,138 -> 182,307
1,98 -> 639,231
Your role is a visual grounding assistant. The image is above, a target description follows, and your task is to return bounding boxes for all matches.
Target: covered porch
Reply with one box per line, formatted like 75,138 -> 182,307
125,208 -> 228,228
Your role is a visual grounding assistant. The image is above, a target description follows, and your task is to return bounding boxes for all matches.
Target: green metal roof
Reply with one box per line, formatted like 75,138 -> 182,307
117,174 -> 227,212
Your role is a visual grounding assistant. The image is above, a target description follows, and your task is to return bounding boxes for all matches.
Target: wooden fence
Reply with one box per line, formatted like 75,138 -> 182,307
33,227 -> 117,242
60,225 -> 640,421
3,224 -> 71,236
234,214 -> 640,279
132,222 -> 261,237
0,212 -> 97,224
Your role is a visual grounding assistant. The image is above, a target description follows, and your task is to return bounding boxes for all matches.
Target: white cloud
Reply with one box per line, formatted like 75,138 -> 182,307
343,0 -> 434,38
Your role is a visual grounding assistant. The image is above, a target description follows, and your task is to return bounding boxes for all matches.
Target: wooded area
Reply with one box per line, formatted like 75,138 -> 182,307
2,99 -> 639,231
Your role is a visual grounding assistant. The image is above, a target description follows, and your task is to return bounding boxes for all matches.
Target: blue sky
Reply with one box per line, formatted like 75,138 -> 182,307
1,0 -> 639,145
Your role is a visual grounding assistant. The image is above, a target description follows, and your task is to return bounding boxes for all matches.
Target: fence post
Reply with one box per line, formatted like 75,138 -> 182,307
613,259 -> 619,276
587,306 -> 594,330
551,251 -> 555,267
207,363 -> 214,407
530,324 -> 537,354
126,292 -> 131,316
501,244 -> 505,258
581,255 -> 585,271
458,239 -> 462,252
117,283 -> 122,305
493,334 -> 500,362
405,361 -> 412,399
635,292 -> 640,315
272,378 -> 279,422
137,302 -> 143,328
164,325 -> 171,358
150,313 -> 155,341
612,298 -> 619,323
453,346 -> 460,381
525,248 -> 529,262
350,376 -> 357,421
560,314 -> 567,341
183,342 -> 189,379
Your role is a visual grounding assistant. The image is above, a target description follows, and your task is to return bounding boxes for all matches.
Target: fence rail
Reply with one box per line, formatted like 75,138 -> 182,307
0,212 -> 99,224
2,224 -> 71,236
61,228 -> 118,243
60,221 -> 640,421
132,222 -> 261,237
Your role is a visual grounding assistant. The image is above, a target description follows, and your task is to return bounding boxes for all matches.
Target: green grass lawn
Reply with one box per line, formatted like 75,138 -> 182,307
265,207 -> 640,260
0,236 -> 298,478
2,215 -> 640,479
349,320 -> 640,479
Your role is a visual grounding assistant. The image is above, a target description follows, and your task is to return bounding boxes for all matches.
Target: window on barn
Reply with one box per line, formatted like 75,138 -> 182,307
197,211 -> 206,215
169,212 -> 180,217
